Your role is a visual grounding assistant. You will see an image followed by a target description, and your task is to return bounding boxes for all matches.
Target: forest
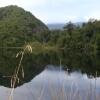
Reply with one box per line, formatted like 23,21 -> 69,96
0,5 -> 100,86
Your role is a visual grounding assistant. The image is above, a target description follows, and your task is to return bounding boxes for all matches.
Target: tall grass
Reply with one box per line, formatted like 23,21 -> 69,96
29,70 -> 100,100
8,44 -> 32,100
6,43 -> 100,100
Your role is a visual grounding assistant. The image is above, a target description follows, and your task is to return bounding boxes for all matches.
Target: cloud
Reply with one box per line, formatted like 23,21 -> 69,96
84,11 -> 100,21
0,0 -> 100,23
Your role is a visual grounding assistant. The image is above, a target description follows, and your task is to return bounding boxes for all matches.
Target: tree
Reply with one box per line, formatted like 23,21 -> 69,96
63,21 -> 76,35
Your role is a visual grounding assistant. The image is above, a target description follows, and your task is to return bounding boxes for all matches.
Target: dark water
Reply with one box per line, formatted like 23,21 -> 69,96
0,49 -> 100,87
0,48 -> 100,100
0,66 -> 100,100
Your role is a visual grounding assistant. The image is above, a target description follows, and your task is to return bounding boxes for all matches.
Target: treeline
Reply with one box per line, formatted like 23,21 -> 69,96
1,5 -> 100,86
1,6 -> 100,56
32,19 -> 100,55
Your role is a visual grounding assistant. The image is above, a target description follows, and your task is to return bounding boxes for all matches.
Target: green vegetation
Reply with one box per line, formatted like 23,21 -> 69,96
0,5 -> 48,87
0,5 -> 48,46
0,5 -> 100,87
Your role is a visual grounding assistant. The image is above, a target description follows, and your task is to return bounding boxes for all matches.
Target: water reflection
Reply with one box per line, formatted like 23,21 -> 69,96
0,65 -> 100,100
1,49 -> 100,87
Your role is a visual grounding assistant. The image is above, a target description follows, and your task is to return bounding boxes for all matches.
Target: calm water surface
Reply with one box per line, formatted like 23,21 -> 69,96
0,65 -> 100,100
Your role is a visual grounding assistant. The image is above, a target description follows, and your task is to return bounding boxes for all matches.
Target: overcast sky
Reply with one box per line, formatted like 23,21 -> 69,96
0,0 -> 100,24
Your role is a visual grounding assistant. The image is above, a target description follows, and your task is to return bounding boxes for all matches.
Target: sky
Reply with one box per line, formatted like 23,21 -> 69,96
0,0 -> 100,24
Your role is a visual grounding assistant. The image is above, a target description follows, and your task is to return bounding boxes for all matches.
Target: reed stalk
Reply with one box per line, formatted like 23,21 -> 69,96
8,44 -> 32,100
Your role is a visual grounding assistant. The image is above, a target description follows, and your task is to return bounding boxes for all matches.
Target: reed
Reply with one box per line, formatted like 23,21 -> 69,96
6,44 -> 100,100
8,44 -> 32,100
31,70 -> 100,100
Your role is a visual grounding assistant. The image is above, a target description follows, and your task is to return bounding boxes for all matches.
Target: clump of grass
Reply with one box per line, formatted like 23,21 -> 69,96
29,70 -> 100,100
8,44 -> 32,100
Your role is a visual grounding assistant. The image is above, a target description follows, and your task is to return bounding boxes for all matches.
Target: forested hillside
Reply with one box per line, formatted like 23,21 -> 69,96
0,5 -> 48,46
0,5 -> 100,87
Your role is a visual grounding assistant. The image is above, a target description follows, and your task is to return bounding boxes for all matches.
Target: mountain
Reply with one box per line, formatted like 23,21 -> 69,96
47,22 -> 83,30
0,5 -> 48,42
0,5 -> 48,87
47,23 -> 65,30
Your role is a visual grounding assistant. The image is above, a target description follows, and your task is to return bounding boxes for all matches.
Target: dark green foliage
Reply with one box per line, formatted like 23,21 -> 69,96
1,5 -> 100,87
0,5 -> 48,44
63,21 -> 76,35
45,19 -> 100,56
0,5 -> 48,87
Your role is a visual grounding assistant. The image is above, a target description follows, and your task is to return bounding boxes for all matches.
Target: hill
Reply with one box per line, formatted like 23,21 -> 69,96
0,5 -> 48,43
0,5 -> 48,87
47,23 -> 65,30
47,22 -> 83,30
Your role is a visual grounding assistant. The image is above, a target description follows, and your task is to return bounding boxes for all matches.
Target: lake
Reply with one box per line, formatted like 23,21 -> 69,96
0,49 -> 100,100
0,65 -> 100,100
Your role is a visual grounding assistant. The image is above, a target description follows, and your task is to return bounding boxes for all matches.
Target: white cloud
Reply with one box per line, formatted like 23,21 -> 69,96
0,0 -> 100,23
84,10 -> 100,22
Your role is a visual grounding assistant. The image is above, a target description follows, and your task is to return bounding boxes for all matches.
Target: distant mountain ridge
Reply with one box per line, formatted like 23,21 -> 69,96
47,22 -> 83,30
47,23 -> 65,30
